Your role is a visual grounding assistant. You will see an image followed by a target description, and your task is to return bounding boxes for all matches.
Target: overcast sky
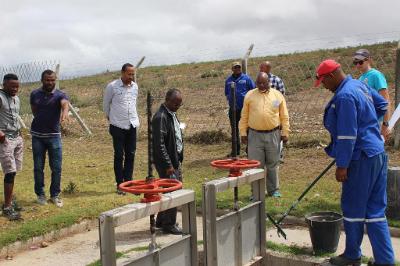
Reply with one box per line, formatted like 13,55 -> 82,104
1,0 -> 399,76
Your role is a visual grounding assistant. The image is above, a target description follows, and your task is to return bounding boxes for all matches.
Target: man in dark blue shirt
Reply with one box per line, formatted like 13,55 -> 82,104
30,70 -> 69,208
224,62 -> 255,156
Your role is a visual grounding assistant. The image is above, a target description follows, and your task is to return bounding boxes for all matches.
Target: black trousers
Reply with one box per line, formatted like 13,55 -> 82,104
229,108 -> 241,155
109,124 -> 137,186
155,165 -> 182,228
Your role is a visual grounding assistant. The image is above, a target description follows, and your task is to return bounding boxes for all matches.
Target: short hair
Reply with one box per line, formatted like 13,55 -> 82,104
121,63 -> 134,72
3,73 -> 18,83
41,69 -> 55,80
165,88 -> 181,101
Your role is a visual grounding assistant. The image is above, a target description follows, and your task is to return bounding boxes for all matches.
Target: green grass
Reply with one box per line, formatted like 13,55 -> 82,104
1,41 -> 399,251
266,241 -> 400,265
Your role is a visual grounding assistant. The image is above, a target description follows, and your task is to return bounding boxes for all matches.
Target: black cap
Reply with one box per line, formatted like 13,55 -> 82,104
353,49 -> 370,60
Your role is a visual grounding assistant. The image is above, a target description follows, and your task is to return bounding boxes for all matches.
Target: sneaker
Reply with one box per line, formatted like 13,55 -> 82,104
329,254 -> 361,266
2,206 -> 22,221
50,196 -> 63,208
116,188 -> 126,195
12,196 -> 23,211
37,195 -> 48,205
271,191 -> 282,198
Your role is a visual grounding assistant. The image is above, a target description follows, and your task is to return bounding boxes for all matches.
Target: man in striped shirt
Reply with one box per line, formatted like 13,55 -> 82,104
259,61 -> 285,95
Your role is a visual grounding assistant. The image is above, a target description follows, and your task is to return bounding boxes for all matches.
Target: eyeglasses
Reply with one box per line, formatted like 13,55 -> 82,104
353,60 -> 365,66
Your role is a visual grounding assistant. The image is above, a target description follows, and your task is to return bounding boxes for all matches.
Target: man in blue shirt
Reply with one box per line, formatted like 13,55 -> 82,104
30,70 -> 69,207
353,49 -> 391,141
224,62 -> 255,156
315,59 -> 395,266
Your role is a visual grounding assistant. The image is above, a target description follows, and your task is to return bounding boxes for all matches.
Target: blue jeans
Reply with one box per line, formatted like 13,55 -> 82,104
32,136 -> 62,198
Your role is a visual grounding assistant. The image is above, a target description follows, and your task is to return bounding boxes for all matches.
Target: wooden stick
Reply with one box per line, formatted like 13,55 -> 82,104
55,64 -> 93,136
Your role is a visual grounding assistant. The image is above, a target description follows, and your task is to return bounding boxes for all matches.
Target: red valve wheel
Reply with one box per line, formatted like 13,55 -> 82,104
119,178 -> 182,203
211,158 -> 261,177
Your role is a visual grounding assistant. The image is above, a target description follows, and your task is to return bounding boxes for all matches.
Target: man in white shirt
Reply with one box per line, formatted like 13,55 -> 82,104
103,63 -> 139,194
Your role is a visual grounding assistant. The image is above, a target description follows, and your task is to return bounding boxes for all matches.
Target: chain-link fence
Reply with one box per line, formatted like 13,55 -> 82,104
0,43 -> 397,144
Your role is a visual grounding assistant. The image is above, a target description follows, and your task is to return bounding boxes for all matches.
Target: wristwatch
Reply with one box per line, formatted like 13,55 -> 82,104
382,121 -> 389,127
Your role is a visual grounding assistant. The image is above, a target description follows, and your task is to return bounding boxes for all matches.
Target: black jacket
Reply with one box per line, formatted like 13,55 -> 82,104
152,104 -> 183,173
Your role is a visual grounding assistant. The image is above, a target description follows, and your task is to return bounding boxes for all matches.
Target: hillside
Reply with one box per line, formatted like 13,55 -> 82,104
0,41 -> 399,250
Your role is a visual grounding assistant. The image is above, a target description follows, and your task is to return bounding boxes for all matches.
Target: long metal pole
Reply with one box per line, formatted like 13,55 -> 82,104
230,82 -> 239,211
146,91 -> 157,251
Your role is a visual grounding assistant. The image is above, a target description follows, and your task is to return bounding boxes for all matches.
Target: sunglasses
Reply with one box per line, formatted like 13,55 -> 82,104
353,60 -> 365,66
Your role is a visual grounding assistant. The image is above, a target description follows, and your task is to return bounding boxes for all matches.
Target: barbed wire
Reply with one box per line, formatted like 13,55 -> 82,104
0,41 -> 397,142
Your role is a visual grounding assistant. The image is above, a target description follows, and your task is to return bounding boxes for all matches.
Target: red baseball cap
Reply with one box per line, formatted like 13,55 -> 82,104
314,59 -> 341,87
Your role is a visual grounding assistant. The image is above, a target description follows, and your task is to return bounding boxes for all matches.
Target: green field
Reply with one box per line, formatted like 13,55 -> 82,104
1,41 -> 399,249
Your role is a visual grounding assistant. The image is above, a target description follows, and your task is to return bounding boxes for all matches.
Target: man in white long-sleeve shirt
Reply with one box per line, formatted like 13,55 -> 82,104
103,63 -> 139,194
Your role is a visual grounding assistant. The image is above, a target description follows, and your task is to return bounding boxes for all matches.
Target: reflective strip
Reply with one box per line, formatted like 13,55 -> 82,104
337,136 -> 357,140
344,217 -> 365,222
366,217 -> 387,223
331,104 -> 335,108
343,217 -> 387,223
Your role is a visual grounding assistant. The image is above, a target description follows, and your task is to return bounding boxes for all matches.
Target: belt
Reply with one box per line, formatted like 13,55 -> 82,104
249,126 -> 280,133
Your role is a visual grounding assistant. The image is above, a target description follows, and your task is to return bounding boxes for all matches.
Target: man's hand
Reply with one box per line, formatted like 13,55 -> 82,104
61,111 -> 69,123
241,136 -> 248,144
281,135 -> 288,143
335,167 -> 348,182
166,166 -> 175,177
0,131 -> 5,143
381,124 -> 390,142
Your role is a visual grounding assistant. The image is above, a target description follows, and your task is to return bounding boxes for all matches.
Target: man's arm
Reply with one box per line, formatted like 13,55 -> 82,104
60,99 -> 69,122
0,130 -> 5,143
103,84 -> 113,120
277,77 -> 286,95
334,97 -> 358,182
30,91 -> 37,116
279,95 -> 290,143
379,89 -> 391,140
152,114 -> 173,171
239,95 -> 250,143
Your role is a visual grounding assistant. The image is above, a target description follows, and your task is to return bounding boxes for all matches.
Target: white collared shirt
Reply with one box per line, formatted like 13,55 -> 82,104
103,79 -> 140,129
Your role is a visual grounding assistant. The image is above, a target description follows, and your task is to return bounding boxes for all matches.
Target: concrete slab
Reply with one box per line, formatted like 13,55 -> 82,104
0,214 -> 398,265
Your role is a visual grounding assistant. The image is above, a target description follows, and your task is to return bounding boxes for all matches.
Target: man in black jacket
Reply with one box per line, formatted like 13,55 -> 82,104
152,88 -> 183,235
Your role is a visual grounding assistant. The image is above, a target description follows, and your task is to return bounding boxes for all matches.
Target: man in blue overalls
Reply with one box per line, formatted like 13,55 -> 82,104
315,59 -> 395,266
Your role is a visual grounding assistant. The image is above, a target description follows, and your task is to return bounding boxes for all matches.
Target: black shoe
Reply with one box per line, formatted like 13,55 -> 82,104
155,221 -> 162,228
2,206 -> 22,221
162,224 -> 183,235
329,254 -> 361,266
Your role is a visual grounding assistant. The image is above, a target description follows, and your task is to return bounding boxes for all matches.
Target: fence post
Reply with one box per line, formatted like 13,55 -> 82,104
55,64 -> 93,136
241,44 -> 254,75
134,56 -> 146,84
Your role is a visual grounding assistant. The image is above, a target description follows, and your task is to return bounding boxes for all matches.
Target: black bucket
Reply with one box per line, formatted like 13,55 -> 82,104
305,211 -> 343,253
